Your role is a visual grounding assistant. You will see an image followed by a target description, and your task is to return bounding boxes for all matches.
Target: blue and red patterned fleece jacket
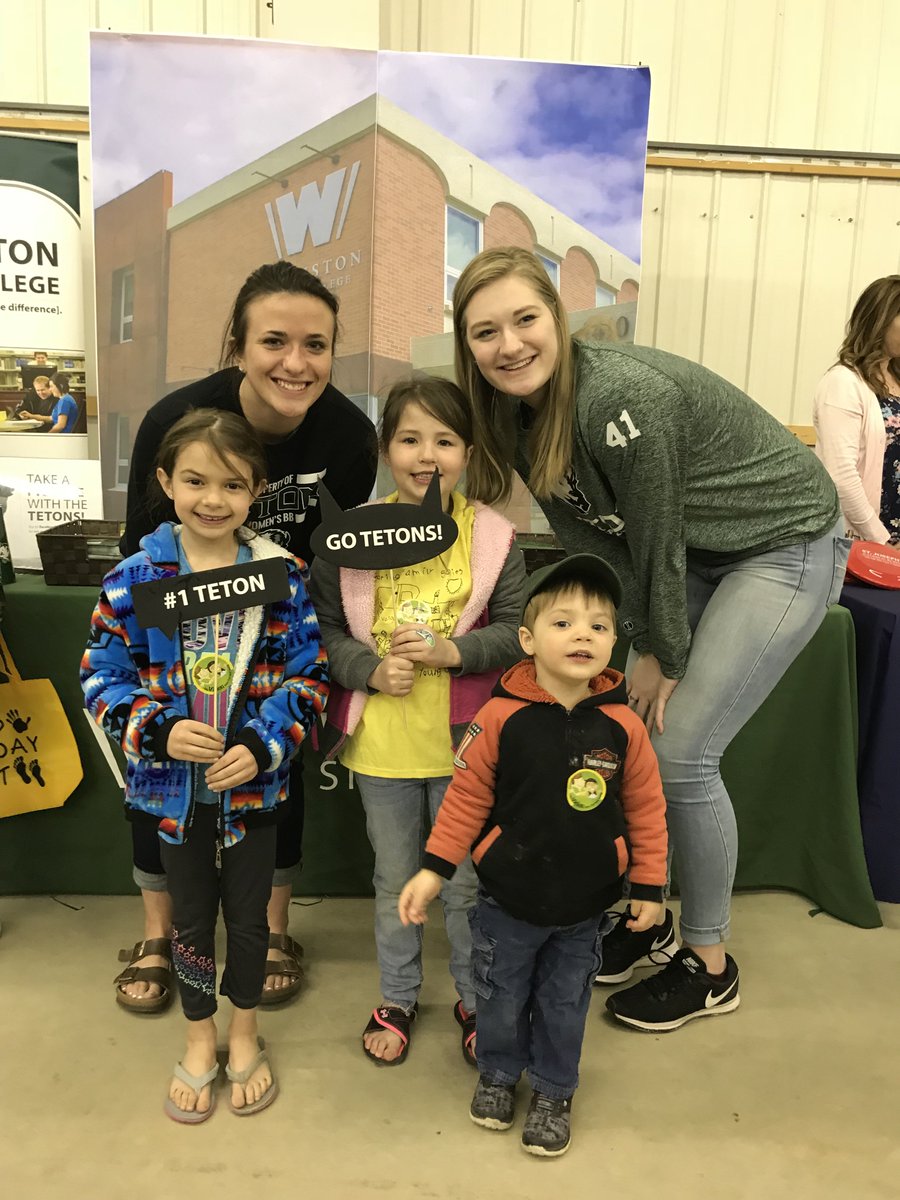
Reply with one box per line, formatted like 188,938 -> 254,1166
81,521 -> 328,846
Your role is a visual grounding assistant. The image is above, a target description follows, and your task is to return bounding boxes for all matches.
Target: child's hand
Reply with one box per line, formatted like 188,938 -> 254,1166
205,745 -> 259,792
398,869 -> 443,925
390,623 -> 462,669
368,653 -> 415,696
627,899 -> 664,933
167,719 -> 225,762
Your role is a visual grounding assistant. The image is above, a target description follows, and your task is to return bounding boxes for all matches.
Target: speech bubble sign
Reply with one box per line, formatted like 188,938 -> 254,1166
310,470 -> 458,570
131,558 -> 292,635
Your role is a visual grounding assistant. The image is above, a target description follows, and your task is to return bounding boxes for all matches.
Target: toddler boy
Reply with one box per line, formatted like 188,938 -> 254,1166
399,555 -> 667,1157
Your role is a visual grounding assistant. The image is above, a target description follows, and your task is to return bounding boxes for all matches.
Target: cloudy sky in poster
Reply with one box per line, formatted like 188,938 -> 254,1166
378,53 -> 649,261
91,36 -> 647,261
90,36 -> 376,207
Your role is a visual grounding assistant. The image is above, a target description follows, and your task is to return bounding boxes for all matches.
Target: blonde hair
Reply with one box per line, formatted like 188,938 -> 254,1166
838,276 -> 900,394
452,247 -> 575,505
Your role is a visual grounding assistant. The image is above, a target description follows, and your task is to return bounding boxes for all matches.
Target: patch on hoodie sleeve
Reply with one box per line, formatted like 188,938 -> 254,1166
452,721 -> 483,770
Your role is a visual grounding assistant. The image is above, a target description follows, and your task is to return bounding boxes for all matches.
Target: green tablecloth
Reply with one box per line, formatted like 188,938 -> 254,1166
0,579 -> 880,929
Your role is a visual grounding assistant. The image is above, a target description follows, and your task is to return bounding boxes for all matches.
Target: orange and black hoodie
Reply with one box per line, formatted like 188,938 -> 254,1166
423,659 -> 668,927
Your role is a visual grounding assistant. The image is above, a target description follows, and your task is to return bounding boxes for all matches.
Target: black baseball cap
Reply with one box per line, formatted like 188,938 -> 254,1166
521,553 -> 623,622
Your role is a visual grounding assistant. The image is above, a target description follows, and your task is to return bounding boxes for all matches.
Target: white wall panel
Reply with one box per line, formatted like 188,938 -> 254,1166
95,0 -> 150,32
418,0 -> 471,54
44,0 -> 94,105
0,0 -> 44,104
816,0 -> 882,151
204,1 -> 258,37
793,177 -> 863,420
262,0 -> 379,47
852,180 -> 900,300
150,0 -> 205,35
471,0 -> 523,58
768,0 -> 827,150
653,170 -> 715,363
667,0 -> 728,147
623,0 -> 678,143
716,0 -> 779,147
574,0 -> 628,65
633,166 -> 664,346
746,175 -> 813,421
701,172 -> 763,389
521,0 -> 575,62
379,0 -> 420,51
871,3 -> 900,153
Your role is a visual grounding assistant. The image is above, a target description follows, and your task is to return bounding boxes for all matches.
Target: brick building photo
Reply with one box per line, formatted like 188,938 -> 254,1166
92,38 -> 648,527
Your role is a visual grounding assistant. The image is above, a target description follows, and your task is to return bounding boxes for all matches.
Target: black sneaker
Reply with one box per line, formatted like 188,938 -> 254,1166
470,1077 -> 516,1130
594,908 -> 679,984
521,1092 -> 572,1157
606,948 -> 740,1032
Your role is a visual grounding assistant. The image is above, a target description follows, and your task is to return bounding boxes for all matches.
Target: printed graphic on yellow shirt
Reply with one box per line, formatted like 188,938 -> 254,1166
567,768 -> 606,811
341,492 -> 475,779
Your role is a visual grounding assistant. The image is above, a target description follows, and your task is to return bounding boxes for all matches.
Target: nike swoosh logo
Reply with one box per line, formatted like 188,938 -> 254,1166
705,978 -> 738,1008
651,935 -> 671,952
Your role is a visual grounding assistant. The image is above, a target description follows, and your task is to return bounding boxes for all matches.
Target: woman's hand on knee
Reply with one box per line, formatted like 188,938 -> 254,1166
627,654 -> 679,735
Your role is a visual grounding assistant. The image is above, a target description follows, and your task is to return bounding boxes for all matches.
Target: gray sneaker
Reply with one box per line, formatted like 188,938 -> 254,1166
469,1077 -> 516,1130
521,1091 -> 572,1157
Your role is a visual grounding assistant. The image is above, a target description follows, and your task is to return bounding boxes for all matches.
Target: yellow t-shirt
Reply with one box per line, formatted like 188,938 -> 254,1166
340,491 -> 475,779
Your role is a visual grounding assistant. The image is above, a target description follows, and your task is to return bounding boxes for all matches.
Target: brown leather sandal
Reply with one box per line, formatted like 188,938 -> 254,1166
114,937 -> 174,1013
259,933 -> 304,1006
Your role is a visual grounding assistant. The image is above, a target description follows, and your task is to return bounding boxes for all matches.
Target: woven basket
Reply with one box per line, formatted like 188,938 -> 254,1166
36,519 -> 125,587
515,532 -> 566,576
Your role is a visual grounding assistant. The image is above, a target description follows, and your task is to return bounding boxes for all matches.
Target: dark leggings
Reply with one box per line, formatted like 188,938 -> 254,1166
133,755 -> 305,879
159,805 -> 276,1021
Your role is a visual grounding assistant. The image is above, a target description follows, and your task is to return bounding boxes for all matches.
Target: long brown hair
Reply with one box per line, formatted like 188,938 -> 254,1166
452,247 -> 574,506
838,276 -> 900,393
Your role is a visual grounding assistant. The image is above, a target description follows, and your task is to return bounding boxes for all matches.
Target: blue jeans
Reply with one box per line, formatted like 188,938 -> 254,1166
355,773 -> 478,1011
469,894 -> 609,1099
630,519 -> 850,945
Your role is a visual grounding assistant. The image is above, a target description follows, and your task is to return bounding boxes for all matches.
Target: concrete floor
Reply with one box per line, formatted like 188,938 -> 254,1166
1,891 -> 898,1199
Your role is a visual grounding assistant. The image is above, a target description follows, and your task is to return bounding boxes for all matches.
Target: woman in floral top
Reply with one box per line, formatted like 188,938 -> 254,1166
814,276 -> 900,546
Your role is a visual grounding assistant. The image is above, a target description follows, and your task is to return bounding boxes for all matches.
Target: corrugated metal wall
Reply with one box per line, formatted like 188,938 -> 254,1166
4,0 -> 899,422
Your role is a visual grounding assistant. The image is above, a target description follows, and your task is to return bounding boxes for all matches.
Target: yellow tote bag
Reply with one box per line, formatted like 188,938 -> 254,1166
0,632 -> 83,818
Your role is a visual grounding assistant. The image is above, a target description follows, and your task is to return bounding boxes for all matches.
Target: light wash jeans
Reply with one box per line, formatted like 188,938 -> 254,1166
628,519 -> 850,946
355,773 -> 478,1011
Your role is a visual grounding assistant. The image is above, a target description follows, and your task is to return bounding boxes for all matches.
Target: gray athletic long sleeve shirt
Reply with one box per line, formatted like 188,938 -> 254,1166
516,340 -> 840,679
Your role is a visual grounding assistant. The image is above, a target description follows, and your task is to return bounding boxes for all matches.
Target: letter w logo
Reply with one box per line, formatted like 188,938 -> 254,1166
266,161 -> 361,256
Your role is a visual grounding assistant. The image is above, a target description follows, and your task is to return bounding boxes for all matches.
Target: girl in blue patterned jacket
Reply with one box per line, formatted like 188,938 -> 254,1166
81,409 -> 327,1124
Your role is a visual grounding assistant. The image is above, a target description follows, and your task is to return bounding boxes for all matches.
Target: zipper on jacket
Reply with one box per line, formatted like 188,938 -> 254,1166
217,605 -> 269,855
178,622 -> 199,840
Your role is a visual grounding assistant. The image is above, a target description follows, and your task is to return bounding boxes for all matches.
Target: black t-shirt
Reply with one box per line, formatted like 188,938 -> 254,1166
122,367 -> 377,562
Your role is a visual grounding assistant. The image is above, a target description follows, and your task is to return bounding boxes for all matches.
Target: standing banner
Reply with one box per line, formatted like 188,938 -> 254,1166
0,137 -> 84,351
0,135 -> 97,570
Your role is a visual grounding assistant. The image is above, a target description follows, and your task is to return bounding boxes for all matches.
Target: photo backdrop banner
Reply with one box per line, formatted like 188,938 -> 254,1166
90,34 -> 649,534
0,136 -> 84,352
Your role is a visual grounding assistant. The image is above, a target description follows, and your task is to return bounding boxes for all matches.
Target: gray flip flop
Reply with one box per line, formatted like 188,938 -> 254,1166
164,1061 -> 219,1124
225,1039 -> 278,1116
